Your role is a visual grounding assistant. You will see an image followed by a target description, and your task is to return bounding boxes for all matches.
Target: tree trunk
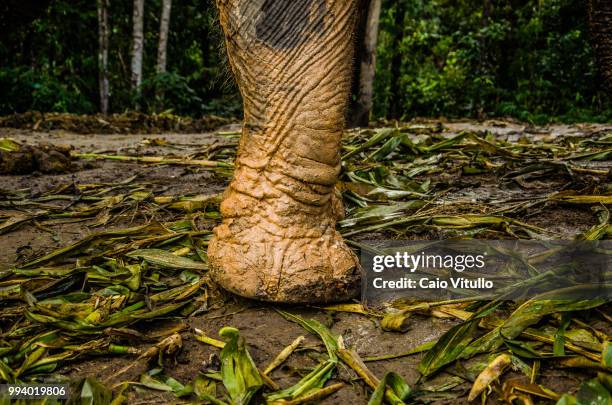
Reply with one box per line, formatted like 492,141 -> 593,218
154,0 -> 171,110
209,0 -> 361,303
131,0 -> 145,107
346,0 -> 370,126
389,1 -> 405,119
351,0 -> 382,127
97,0 -> 110,115
588,0 -> 612,88
156,0 -> 171,74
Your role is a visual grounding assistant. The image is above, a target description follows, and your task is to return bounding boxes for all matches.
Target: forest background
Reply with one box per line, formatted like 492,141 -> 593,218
1,0 -> 610,125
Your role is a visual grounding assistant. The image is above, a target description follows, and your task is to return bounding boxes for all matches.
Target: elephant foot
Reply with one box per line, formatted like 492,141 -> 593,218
207,185 -> 360,303
212,0 -> 360,304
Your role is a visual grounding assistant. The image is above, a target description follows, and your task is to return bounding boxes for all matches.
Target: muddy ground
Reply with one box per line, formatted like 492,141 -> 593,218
1,120 -> 611,404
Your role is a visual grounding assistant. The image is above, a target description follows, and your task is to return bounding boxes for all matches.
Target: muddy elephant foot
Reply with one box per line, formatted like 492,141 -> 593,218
211,0 -> 361,303
208,184 -> 360,303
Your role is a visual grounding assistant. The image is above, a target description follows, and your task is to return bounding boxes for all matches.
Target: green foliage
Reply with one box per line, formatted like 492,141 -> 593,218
219,327 -> 263,405
0,0 -> 235,117
0,0 -> 97,114
374,0 -> 612,123
135,72 -> 242,117
0,67 -> 94,114
136,72 -> 203,115
0,0 -> 609,122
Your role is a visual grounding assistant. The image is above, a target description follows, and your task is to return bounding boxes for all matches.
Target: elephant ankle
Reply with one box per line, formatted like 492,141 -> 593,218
208,161 -> 358,302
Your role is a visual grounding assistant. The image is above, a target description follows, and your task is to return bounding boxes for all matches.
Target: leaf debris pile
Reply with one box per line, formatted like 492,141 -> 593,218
0,112 -> 231,134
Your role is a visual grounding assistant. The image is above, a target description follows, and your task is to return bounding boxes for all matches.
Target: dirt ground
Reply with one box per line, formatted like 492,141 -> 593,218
1,120 -> 611,404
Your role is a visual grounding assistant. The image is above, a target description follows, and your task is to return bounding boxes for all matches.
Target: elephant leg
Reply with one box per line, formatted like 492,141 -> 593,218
588,0 -> 612,88
208,0 -> 361,303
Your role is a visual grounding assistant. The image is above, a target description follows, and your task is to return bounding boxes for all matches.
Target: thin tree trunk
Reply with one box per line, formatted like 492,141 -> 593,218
587,0 -> 612,89
131,0 -> 144,108
97,0 -> 110,115
352,0 -> 382,127
156,0 -> 171,74
389,1 -> 405,119
155,0 -> 171,110
346,0 -> 369,126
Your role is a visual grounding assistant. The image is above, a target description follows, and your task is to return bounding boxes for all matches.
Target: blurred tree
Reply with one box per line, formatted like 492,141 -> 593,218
131,0 -> 145,108
588,0 -> 612,88
97,0 -> 110,114
351,0 -> 382,127
154,0 -> 172,108
157,0 -> 172,74
388,0 -> 405,119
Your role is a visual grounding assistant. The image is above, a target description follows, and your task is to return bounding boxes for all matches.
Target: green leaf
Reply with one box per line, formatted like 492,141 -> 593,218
140,373 -> 173,391
575,379 -> 611,405
136,370 -> 193,397
460,286 -> 608,362
219,327 -> 263,405
504,339 -> 553,359
369,134 -> 406,161
194,374 -> 224,404
556,394 -> 577,405
78,377 -> 113,405
554,314 -> 571,356
0,138 -> 21,152
602,342 -> 612,368
265,360 -> 335,402
418,301 -> 502,377
340,201 -> 424,228
0,358 -> 15,383
127,248 -> 208,270
16,346 -> 47,377
342,128 -> 397,160
276,310 -> 339,362
368,372 -> 411,405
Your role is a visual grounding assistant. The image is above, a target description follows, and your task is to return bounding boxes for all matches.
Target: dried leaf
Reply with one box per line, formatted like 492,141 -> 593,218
468,353 -> 512,401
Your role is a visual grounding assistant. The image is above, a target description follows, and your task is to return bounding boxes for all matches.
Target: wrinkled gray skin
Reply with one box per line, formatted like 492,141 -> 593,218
208,0 -> 361,303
